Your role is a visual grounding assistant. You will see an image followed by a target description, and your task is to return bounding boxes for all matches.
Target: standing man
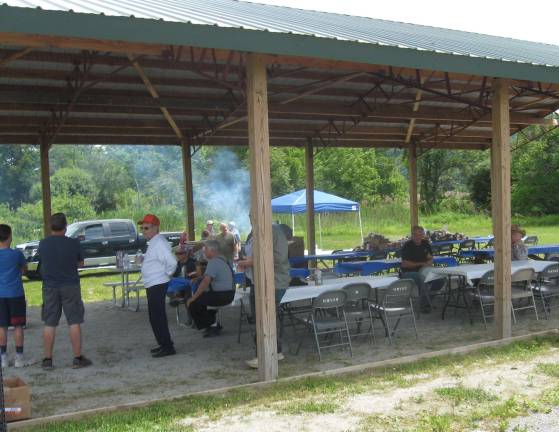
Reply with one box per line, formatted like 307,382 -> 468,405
216,222 -> 236,264
139,214 -> 177,358
238,221 -> 289,369
205,220 -> 215,237
400,225 -> 433,313
39,213 -> 91,370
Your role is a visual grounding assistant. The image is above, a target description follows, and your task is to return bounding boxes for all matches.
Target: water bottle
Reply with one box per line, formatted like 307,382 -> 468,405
135,249 -> 143,265
314,269 -> 323,286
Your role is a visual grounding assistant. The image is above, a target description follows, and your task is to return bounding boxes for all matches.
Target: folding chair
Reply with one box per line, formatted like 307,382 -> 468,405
532,263 -> 559,319
303,290 -> 352,361
510,268 -> 538,323
469,270 -> 495,328
342,283 -> 375,343
369,278 -> 418,344
456,239 -> 476,263
437,243 -> 454,256
524,236 -> 539,246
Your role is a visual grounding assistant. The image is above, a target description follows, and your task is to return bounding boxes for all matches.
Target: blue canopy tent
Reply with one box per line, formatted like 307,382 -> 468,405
271,189 -> 363,248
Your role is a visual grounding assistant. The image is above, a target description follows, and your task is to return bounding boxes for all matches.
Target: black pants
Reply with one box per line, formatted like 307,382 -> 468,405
189,290 -> 235,330
146,283 -> 173,349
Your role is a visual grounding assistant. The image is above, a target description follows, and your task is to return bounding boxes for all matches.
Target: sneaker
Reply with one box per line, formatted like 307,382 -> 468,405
1,354 -> 8,369
42,357 -> 54,370
72,355 -> 93,369
245,353 -> 284,369
14,354 -> 28,368
152,347 -> 176,358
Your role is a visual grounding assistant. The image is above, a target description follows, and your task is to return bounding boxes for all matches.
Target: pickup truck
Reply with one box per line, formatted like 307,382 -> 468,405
16,219 -> 182,279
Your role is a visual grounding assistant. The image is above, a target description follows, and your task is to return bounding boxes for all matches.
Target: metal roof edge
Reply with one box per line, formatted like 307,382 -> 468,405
1,5 -> 559,84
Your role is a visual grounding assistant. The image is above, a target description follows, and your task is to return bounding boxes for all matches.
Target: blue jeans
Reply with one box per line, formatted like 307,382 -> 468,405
401,271 -> 430,308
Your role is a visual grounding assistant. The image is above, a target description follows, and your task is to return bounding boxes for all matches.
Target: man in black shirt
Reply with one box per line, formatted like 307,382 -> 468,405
39,213 -> 92,370
401,225 -> 433,313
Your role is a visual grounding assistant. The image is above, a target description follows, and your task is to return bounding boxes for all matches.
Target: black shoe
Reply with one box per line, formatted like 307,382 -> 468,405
152,347 -> 176,358
203,324 -> 223,338
72,355 -> 93,369
150,346 -> 162,354
41,357 -> 53,371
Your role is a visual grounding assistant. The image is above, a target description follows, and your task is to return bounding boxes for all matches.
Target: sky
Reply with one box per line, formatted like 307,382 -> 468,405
251,0 -> 559,46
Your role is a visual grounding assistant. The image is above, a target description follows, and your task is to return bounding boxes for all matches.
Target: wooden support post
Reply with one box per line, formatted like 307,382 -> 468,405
491,78 -> 512,339
408,142 -> 419,229
181,140 -> 195,240
246,53 -> 278,381
40,142 -> 52,237
305,141 -> 316,257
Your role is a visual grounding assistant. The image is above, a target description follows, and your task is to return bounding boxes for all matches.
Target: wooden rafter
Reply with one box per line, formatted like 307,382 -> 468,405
0,47 -> 31,68
128,53 -> 184,142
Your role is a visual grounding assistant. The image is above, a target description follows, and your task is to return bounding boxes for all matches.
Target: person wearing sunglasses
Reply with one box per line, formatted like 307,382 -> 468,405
138,214 -> 177,358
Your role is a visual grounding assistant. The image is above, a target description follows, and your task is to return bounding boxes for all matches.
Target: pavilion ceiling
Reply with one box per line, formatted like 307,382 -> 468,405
0,45 -> 558,152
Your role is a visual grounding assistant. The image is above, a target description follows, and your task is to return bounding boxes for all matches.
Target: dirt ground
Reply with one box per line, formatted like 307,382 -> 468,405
5,288 -> 558,420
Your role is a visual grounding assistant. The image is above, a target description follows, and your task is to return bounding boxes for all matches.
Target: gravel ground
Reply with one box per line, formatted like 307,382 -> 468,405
508,408 -> 559,432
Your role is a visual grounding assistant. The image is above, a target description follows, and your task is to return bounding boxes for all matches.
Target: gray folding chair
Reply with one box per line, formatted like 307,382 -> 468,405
303,290 -> 352,361
469,270 -> 495,328
368,278 -> 418,344
510,268 -> 538,322
457,239 -> 476,263
437,244 -> 454,256
342,283 -> 375,344
524,236 -> 539,246
533,263 -> 559,319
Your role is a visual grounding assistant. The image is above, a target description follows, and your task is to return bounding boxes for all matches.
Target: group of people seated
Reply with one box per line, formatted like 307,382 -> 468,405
399,224 -> 531,313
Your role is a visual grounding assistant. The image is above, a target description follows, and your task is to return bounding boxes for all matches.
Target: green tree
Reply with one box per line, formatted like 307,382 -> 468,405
0,145 -> 39,209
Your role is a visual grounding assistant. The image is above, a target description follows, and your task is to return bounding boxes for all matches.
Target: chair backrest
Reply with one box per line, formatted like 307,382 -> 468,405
438,244 -> 454,255
511,267 -> 535,284
313,290 -> 347,310
524,236 -> 538,245
540,263 -> 559,278
459,239 -> 476,250
478,270 -> 494,288
382,278 -> 415,308
342,283 -> 370,302
485,238 -> 494,248
430,245 -> 440,256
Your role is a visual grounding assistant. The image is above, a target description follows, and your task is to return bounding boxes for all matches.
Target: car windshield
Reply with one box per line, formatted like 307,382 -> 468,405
66,223 -> 80,238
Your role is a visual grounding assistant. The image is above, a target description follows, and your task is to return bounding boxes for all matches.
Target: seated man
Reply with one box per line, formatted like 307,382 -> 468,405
400,225 -> 433,313
511,224 -> 528,261
186,240 -> 235,337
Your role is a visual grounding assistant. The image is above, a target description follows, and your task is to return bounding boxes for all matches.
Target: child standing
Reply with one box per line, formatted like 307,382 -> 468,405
0,224 -> 28,368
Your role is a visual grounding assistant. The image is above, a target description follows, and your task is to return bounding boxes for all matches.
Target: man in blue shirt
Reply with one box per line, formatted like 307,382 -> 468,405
0,224 -> 27,368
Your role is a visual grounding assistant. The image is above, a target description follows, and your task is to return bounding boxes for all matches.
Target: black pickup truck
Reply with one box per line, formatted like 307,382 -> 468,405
16,219 -> 181,279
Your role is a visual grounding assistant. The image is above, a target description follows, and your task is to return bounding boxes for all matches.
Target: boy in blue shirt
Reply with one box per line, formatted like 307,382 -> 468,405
0,224 -> 27,368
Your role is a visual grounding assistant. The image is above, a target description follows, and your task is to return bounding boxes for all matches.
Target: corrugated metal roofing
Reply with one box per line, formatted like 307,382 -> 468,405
3,0 -> 559,69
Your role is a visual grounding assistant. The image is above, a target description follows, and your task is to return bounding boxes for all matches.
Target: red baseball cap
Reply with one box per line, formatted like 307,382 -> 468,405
137,214 -> 160,226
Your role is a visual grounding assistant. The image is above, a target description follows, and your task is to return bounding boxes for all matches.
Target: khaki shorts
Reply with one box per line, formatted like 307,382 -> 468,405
42,285 -> 85,327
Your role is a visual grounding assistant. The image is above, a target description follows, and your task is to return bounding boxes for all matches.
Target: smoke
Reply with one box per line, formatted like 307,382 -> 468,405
193,149 -> 251,235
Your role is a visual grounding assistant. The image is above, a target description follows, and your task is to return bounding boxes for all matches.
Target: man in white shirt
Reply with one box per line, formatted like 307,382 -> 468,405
138,214 -> 177,358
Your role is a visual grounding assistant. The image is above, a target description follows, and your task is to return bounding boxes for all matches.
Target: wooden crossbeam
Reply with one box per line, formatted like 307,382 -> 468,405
0,47 -> 31,68
128,53 -> 184,141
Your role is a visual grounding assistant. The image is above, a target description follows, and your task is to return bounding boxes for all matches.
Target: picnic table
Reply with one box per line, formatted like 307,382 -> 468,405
460,245 -> 559,261
280,275 -> 398,304
103,264 -> 143,311
334,256 -> 458,276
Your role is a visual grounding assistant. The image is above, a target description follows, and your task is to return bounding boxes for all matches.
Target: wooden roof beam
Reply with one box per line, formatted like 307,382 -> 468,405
0,47 -> 32,68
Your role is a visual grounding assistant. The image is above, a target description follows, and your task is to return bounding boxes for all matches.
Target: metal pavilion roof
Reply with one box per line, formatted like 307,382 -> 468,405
1,0 -> 559,83
0,0 -> 558,150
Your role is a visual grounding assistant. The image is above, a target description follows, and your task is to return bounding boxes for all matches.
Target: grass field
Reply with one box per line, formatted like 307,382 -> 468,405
23,270 -> 141,307
274,204 -> 559,250
25,335 -> 559,431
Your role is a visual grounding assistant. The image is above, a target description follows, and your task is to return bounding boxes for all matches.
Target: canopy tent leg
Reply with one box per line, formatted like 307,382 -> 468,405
491,78 -> 512,339
291,213 -> 295,236
358,208 -> 364,245
318,213 -> 323,250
